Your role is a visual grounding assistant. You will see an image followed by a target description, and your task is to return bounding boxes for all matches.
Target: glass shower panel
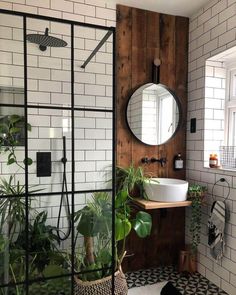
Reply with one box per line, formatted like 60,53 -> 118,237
27,108 -> 72,194
26,18 -> 71,108
74,110 -> 113,191
27,194 -> 72,280
0,13 -> 24,105
0,105 -> 26,287
74,191 -> 113,285
74,26 -> 113,110
29,277 -> 71,295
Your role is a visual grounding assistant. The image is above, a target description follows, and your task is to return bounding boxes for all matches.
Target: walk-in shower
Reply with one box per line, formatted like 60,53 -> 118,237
0,9 -> 115,295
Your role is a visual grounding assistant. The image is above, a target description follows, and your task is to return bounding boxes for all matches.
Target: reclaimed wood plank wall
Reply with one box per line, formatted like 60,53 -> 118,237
116,4 -> 189,271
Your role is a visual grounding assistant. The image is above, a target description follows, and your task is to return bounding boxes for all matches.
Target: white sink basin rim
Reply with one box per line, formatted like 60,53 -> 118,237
144,178 -> 188,202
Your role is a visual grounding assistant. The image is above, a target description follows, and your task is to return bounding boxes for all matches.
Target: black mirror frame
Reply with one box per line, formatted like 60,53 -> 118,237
125,83 -> 183,146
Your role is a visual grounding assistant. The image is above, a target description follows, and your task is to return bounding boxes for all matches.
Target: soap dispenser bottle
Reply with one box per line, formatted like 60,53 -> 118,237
174,153 -> 184,170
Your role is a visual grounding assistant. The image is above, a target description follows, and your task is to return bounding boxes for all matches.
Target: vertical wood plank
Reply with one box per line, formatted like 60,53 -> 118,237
130,8 -> 148,170
116,5 -> 132,167
159,14 -> 176,178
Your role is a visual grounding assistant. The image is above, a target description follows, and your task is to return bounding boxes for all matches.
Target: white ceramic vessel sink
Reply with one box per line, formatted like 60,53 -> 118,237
144,178 -> 188,202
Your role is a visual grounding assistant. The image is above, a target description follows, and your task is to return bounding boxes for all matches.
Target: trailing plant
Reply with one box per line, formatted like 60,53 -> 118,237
0,114 -> 37,241
188,184 -> 207,255
0,114 -> 32,168
74,189 -> 152,282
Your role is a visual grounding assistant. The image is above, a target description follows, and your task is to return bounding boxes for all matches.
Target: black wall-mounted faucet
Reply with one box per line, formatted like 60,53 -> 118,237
141,157 -> 167,167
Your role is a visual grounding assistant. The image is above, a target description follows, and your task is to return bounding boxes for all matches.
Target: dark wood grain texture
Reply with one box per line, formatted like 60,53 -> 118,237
116,5 -> 189,271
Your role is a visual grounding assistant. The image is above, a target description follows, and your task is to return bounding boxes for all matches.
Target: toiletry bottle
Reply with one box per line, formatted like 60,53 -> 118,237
174,153 -> 183,170
209,154 -> 218,168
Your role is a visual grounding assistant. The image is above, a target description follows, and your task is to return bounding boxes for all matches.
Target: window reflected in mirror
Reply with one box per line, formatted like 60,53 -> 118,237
126,83 -> 180,146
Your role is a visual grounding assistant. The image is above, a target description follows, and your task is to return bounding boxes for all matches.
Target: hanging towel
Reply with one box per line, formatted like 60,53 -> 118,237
208,201 -> 226,260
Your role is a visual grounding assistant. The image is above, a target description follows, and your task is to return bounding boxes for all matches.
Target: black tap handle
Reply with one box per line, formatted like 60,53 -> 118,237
141,157 -> 149,164
160,157 -> 167,167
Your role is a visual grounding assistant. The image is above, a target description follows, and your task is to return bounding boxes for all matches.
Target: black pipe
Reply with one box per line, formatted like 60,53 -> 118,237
81,29 -> 113,68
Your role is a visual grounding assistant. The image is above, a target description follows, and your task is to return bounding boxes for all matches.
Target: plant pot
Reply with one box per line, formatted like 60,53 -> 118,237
179,248 -> 197,273
189,254 -> 197,273
74,269 -> 128,295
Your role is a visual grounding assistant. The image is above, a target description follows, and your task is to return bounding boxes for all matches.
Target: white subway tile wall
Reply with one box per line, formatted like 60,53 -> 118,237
0,0 -> 115,251
187,0 -> 236,294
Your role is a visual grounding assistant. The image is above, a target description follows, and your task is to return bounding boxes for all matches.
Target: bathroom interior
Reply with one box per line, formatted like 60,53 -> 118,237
0,0 -> 235,295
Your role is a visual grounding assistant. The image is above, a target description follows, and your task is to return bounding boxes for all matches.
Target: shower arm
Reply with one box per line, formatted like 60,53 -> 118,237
81,28 -> 113,69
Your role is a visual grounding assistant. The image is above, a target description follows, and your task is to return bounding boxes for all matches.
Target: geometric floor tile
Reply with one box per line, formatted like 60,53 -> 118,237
126,266 -> 228,295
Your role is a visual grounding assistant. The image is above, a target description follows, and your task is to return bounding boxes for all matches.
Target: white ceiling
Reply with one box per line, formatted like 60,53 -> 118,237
209,46 -> 236,63
111,0 -> 211,17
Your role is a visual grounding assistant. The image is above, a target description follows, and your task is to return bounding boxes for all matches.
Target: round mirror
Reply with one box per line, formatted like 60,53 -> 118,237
126,83 -> 181,146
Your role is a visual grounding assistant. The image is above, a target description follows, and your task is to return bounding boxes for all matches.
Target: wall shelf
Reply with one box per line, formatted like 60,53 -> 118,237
134,198 -> 192,210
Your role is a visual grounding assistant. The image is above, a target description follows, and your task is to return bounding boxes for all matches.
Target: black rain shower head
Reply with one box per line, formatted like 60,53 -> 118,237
26,28 -> 67,51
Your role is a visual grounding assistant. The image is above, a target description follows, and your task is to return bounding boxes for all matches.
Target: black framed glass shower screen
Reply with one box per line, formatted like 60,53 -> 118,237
0,9 -> 116,295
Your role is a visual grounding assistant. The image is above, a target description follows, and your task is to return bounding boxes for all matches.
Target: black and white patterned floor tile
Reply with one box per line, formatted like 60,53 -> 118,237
126,266 -> 228,295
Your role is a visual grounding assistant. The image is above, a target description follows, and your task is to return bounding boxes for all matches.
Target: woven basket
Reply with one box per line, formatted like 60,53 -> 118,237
74,269 -> 128,295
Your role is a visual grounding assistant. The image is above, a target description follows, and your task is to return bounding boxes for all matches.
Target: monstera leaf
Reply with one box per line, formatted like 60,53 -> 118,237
133,211 -> 152,238
115,215 -> 131,241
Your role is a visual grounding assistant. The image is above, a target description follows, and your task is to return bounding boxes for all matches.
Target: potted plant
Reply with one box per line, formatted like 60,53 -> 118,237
115,164 -> 154,199
73,188 -> 152,294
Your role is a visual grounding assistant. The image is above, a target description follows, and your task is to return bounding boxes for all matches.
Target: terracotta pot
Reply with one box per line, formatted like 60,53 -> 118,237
179,247 -> 197,273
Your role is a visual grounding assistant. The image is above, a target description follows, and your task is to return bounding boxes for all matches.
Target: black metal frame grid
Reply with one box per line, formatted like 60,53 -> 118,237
0,8 -> 116,295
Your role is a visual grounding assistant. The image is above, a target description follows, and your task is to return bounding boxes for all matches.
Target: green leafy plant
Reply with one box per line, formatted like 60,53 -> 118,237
0,114 -> 32,168
0,114 -> 38,242
0,115 -> 47,290
116,164 -> 155,199
188,184 -> 207,254
115,189 -> 152,260
15,211 -> 61,273
74,192 -> 113,281
0,175 -> 41,242
74,188 -> 152,282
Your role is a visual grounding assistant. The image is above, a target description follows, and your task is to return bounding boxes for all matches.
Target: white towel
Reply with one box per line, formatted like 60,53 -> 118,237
208,201 -> 226,261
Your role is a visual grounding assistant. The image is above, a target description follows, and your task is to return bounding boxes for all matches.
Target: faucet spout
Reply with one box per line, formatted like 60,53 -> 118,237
150,157 -> 167,167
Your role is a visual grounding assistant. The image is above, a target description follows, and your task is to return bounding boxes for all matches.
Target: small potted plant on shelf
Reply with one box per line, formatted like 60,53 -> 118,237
73,187 -> 152,295
115,164 -> 154,199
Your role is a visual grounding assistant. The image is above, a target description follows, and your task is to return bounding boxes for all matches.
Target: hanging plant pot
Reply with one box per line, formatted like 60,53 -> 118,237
74,269 -> 128,295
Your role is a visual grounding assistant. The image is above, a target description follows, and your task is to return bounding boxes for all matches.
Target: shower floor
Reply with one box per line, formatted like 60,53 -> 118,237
126,266 -> 228,295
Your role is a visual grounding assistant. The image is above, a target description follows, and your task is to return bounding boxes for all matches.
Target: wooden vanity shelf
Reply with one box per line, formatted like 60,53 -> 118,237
134,198 -> 192,210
